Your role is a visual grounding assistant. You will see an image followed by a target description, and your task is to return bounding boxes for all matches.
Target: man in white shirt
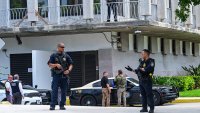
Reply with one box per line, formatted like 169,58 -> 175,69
10,74 -> 24,104
5,75 -> 13,103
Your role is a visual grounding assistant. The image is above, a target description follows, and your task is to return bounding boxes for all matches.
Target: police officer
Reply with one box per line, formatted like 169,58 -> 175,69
125,49 -> 155,113
107,0 -> 118,22
11,74 -> 24,104
5,75 -> 13,104
114,70 -> 126,107
49,42 -> 73,110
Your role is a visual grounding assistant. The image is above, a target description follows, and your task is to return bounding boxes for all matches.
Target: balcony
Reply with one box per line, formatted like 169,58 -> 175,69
0,1 -> 139,28
0,1 -> 200,42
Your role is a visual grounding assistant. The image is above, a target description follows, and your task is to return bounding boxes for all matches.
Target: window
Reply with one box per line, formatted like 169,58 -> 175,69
169,0 -> 172,9
192,42 -> 195,56
172,40 -> 176,55
182,41 -> 186,55
10,0 -> 27,19
134,34 -> 138,52
93,81 -> 101,87
0,83 -> 5,89
60,0 -> 82,5
148,37 -> 152,52
60,0 -> 83,16
38,0 -> 48,18
10,0 -> 27,8
161,38 -> 165,55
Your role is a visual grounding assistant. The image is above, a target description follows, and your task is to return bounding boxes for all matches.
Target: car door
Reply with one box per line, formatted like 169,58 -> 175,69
0,83 -> 6,102
126,81 -> 141,104
108,79 -> 118,104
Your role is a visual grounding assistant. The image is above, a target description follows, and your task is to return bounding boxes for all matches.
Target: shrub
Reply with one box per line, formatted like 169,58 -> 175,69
182,64 -> 200,76
192,76 -> 200,89
153,76 -> 195,91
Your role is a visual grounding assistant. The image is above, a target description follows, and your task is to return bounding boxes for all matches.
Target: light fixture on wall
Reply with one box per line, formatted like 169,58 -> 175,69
2,48 -> 9,58
16,35 -> 22,45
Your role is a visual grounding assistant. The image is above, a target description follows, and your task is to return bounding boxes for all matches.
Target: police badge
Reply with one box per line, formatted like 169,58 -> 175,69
63,58 -> 66,61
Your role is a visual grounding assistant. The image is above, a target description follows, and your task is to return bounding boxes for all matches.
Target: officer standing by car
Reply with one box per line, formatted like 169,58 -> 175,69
49,42 -> 73,110
125,49 -> 155,113
11,74 -> 24,104
114,70 -> 126,107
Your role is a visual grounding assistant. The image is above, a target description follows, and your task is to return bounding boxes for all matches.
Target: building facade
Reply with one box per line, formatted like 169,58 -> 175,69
0,0 -> 200,89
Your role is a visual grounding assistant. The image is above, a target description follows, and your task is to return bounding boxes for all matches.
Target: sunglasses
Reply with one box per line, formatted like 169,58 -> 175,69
59,46 -> 65,48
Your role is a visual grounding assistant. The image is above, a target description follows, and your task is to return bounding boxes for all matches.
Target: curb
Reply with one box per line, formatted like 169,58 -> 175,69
172,97 -> 200,103
0,101 -> 12,105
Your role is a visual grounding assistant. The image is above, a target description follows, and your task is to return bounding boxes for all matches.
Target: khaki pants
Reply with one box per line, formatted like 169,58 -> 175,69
102,88 -> 110,107
117,88 -> 126,107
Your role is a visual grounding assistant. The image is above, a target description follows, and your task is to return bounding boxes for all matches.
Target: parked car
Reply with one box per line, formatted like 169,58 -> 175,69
0,81 -> 42,105
70,77 -> 179,106
23,85 -> 51,105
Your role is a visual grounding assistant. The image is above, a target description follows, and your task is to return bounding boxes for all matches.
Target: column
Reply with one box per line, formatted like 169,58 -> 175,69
100,0 -> 107,22
175,40 -> 180,55
171,0 -> 179,25
0,0 -> 10,27
120,32 -> 129,52
139,0 -> 151,20
195,6 -> 200,30
48,0 -> 60,25
185,5 -> 193,28
136,35 -> 148,52
27,0 -> 38,22
185,42 -> 191,56
151,37 -> 158,53
157,0 -> 167,22
124,0 -> 130,19
83,0 -> 94,20
163,38 -> 170,54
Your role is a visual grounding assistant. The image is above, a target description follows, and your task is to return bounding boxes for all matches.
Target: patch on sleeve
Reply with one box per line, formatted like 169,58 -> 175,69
151,62 -> 155,67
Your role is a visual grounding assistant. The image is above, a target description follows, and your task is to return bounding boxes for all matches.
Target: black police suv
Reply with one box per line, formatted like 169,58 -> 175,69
23,85 -> 51,105
70,77 -> 179,106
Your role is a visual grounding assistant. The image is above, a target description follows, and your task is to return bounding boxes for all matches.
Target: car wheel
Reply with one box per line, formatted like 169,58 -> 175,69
81,95 -> 97,106
153,92 -> 161,106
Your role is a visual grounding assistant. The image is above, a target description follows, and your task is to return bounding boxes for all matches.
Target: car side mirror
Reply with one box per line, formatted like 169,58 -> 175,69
35,85 -> 38,89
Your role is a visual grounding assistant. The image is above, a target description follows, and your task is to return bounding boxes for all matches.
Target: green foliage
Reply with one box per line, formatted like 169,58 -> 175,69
192,76 -> 200,89
182,64 -> 200,76
176,0 -> 200,22
153,76 -> 196,91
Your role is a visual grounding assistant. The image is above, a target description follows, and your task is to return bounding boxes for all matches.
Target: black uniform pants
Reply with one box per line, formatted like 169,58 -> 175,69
13,92 -> 22,104
50,75 -> 69,108
107,1 -> 117,21
139,80 -> 154,110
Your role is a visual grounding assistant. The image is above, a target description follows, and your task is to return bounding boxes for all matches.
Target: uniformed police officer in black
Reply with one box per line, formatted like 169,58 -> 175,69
49,43 -> 73,110
125,49 -> 155,113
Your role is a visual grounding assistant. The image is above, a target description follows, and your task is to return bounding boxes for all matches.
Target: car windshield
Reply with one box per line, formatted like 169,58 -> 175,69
127,78 -> 139,84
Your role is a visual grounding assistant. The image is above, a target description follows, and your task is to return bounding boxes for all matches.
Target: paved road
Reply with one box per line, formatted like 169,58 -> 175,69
0,103 -> 200,113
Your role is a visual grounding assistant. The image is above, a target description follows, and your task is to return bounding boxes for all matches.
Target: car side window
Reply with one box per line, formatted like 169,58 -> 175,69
0,83 -> 4,89
93,81 -> 101,87
108,79 -> 115,87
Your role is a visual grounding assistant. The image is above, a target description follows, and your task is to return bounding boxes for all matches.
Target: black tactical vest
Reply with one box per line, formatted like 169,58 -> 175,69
10,81 -> 20,94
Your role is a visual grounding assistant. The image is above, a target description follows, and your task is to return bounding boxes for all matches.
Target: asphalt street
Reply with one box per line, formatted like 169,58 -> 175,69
0,103 -> 200,113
